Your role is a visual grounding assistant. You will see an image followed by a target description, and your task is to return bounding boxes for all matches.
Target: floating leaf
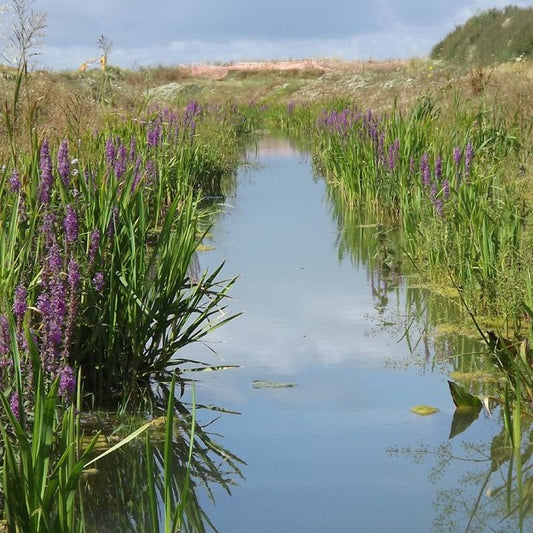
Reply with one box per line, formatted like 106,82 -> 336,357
447,380 -> 482,409
410,405 -> 439,416
252,380 -> 297,389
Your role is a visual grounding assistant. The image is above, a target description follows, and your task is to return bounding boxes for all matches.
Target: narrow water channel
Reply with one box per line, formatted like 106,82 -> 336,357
188,136 -> 525,533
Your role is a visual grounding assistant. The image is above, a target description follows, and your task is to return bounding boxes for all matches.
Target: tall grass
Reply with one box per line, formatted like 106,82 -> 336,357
266,94 -> 526,323
0,51 -> 248,527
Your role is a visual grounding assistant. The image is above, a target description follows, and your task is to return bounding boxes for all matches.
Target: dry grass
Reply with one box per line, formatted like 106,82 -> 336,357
1,58 -> 533,160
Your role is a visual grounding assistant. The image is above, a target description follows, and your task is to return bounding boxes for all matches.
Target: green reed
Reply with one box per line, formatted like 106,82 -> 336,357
0,89 -> 247,529
269,94 -> 526,322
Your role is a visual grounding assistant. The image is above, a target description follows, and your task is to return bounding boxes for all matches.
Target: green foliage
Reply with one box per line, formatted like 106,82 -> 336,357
0,331 -> 98,532
431,6 -> 533,66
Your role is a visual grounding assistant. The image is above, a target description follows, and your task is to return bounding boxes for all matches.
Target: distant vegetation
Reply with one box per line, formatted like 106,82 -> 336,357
431,5 -> 533,65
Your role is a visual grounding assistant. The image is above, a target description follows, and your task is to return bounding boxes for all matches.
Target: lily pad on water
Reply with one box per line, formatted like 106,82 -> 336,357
252,380 -> 297,389
410,405 -> 439,416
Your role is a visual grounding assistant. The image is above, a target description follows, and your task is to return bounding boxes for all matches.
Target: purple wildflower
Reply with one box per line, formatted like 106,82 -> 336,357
13,286 -> 27,319
67,259 -> 81,288
147,124 -> 162,148
131,157 -> 142,191
59,365 -> 76,397
48,242 -> 63,274
9,169 -> 20,192
453,146 -> 462,166
434,155 -> 442,182
0,315 -> 9,356
57,139 -> 70,185
89,228 -> 100,265
435,198 -> 444,217
105,137 -> 116,165
9,391 -> 19,419
42,212 -> 57,246
388,139 -> 400,172
39,140 -> 53,204
114,143 -> 127,180
93,272 -> 105,292
63,205 -> 78,244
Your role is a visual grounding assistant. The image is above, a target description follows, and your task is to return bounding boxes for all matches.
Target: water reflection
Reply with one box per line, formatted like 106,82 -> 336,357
79,400 -> 244,532
388,420 -> 533,532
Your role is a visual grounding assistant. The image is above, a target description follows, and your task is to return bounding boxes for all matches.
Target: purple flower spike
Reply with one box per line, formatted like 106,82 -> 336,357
9,169 -> 20,192
13,286 -> 27,319
59,365 -> 76,397
63,205 -> 78,244
9,391 -> 19,419
0,315 -> 9,356
39,140 -> 53,204
58,139 -> 70,186
89,229 -> 100,265
105,137 -> 116,164
453,146 -> 462,166
93,272 -> 105,292
435,155 -> 442,182
114,143 -> 127,179
67,259 -> 81,288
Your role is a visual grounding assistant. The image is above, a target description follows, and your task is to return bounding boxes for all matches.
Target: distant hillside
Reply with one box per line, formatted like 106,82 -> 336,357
431,5 -> 533,65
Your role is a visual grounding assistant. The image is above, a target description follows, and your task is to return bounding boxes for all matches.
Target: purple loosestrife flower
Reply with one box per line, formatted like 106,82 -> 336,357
39,140 -> 53,204
453,146 -> 462,166
131,157 -> 142,192
114,143 -> 127,180
63,205 -> 78,244
9,169 -> 20,192
67,258 -> 81,288
48,242 -> 63,274
435,198 -> 444,217
88,228 -> 100,265
13,286 -> 27,320
388,138 -> 400,172
9,391 -> 19,419
0,315 -> 9,356
57,139 -> 70,186
93,271 -> 105,292
435,155 -> 442,182
105,137 -> 116,165
42,212 -> 57,247
59,365 -> 76,397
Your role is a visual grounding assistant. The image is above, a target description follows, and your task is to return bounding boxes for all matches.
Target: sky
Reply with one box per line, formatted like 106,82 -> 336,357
5,0 -> 533,70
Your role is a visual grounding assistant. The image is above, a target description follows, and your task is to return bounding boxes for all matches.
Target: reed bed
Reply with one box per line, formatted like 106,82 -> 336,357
0,59 -> 249,529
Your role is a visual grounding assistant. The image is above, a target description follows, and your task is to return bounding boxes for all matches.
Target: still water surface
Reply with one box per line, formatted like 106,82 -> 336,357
189,136 -> 521,533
